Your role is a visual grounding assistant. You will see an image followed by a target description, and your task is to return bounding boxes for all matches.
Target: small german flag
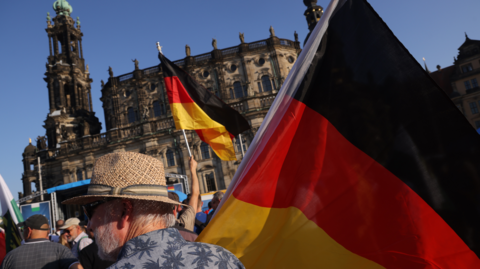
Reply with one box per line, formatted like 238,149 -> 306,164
158,53 -> 250,161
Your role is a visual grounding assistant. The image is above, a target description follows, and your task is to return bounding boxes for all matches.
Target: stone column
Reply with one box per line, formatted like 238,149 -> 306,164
79,39 -> 84,59
59,80 -> 66,108
48,80 -> 55,112
88,90 -> 93,112
48,35 -> 53,56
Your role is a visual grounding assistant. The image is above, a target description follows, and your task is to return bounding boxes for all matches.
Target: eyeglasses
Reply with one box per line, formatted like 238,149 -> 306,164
63,227 -> 75,234
82,198 -> 116,220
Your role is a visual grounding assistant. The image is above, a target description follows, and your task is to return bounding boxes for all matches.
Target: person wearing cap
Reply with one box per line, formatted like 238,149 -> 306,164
0,214 -> 82,269
63,152 -> 244,268
58,218 -> 93,258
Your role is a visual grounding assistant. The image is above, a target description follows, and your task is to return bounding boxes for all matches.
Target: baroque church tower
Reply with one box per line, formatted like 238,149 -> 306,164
43,0 -> 101,148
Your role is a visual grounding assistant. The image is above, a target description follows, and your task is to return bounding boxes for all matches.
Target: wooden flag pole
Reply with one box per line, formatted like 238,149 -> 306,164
182,129 -> 192,157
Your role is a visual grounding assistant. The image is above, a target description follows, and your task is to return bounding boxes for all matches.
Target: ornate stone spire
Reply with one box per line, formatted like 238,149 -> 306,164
303,0 -> 323,45
53,0 -> 73,16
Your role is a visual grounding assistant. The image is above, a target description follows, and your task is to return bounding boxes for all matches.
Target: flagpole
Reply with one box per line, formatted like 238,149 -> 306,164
238,134 -> 245,158
37,157 -> 43,202
182,129 -> 192,157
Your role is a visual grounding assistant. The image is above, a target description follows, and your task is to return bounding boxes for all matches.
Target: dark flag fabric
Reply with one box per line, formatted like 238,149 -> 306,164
197,0 -> 480,267
158,53 -> 250,161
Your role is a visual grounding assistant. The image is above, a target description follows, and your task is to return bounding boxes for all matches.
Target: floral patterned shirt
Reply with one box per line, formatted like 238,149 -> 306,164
109,228 -> 245,269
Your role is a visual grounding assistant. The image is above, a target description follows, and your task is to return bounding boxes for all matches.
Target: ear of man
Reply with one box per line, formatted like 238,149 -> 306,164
119,200 -> 134,229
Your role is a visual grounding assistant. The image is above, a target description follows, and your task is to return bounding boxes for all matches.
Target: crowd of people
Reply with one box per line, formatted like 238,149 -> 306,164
0,152 -> 243,269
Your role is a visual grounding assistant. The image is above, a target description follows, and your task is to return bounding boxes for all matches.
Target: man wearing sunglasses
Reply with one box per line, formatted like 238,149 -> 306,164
58,218 -> 93,258
0,214 -> 82,269
63,152 -> 244,268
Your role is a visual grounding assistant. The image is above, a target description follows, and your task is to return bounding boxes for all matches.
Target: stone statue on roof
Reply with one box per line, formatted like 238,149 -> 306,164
36,136 -> 47,150
212,39 -> 217,50
269,26 -> 275,37
239,33 -> 245,44
294,31 -> 299,42
108,66 -> 113,77
132,59 -> 139,70
185,45 -> 191,57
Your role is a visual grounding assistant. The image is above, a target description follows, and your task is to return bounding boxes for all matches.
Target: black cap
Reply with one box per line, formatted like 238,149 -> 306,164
18,215 -> 49,231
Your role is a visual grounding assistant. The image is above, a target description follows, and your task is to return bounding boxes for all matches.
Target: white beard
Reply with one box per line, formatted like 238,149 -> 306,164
95,217 -> 122,261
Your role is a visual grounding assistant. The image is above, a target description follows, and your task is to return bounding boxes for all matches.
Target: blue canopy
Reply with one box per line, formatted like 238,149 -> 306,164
46,179 -> 91,194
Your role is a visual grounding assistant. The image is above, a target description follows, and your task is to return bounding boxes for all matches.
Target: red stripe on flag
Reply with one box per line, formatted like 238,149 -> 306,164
233,97 -> 480,268
164,76 -> 195,104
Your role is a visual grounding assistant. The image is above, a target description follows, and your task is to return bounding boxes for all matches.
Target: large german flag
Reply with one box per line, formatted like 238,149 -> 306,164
158,53 -> 250,161
197,0 -> 480,267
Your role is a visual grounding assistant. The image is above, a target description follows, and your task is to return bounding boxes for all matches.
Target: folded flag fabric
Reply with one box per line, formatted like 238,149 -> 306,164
197,0 -> 480,268
158,53 -> 250,161
0,174 -> 23,252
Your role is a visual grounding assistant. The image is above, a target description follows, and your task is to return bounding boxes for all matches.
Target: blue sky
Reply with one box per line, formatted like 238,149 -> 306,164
0,0 -> 479,200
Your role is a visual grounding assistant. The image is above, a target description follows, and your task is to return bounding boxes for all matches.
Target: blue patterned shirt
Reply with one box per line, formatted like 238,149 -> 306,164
109,228 -> 245,269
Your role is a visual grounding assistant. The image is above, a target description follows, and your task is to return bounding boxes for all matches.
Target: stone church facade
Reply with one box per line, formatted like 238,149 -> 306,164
21,0 -> 313,212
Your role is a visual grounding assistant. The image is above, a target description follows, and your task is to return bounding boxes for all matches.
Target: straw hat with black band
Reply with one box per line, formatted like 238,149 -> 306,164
62,152 -> 182,206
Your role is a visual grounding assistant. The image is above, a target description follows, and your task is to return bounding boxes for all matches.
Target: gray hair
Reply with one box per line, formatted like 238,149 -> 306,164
213,191 -> 224,201
104,199 -> 176,228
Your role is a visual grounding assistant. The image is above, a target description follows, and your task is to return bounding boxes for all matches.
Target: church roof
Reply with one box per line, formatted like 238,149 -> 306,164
458,33 -> 480,50
23,143 -> 37,155
53,0 -> 72,16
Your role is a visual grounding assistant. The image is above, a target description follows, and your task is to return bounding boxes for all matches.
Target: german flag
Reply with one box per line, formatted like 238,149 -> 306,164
197,0 -> 480,267
158,53 -> 250,161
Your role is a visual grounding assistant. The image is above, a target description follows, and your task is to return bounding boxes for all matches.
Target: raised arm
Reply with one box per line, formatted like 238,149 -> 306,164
188,156 -> 199,212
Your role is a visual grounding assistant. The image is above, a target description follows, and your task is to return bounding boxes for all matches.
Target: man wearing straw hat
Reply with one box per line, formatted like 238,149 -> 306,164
63,152 -> 244,268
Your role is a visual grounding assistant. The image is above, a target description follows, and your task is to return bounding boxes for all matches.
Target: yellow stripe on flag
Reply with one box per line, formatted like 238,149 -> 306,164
170,102 -> 237,161
170,103 -> 224,130
197,128 -> 236,161
197,197 -> 385,269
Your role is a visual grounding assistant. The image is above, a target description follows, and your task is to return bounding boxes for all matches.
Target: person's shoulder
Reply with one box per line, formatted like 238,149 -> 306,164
196,212 -> 207,217
80,240 -> 97,254
181,241 -> 244,268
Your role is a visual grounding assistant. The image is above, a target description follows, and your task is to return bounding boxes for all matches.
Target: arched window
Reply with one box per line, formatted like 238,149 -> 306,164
127,107 -> 136,123
153,101 -> 163,117
76,169 -> 83,181
200,142 -> 211,159
233,82 -> 244,98
205,172 -> 216,192
261,76 -> 273,92
229,89 -> 234,99
166,150 -> 175,166
31,182 -> 36,193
